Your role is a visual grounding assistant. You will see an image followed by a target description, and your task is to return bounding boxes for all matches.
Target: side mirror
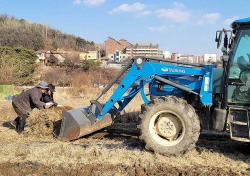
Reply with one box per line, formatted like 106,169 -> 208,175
215,31 -> 223,49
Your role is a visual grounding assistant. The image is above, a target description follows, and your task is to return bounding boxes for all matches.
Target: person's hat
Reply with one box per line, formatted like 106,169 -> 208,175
48,84 -> 56,92
36,81 -> 49,89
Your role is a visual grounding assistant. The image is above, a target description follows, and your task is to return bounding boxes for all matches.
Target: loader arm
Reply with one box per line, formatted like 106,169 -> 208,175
101,57 -> 214,117
60,57 -> 214,141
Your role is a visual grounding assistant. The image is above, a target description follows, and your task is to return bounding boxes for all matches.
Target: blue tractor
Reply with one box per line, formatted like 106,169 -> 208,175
59,17 -> 250,156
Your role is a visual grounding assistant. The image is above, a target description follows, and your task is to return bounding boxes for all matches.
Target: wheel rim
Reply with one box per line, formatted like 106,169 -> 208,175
149,110 -> 185,146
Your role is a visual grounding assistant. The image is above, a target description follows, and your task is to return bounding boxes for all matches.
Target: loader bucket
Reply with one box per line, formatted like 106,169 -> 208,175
59,107 -> 113,141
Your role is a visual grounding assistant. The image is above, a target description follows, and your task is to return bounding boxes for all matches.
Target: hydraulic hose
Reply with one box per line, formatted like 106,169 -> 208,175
154,75 -> 198,95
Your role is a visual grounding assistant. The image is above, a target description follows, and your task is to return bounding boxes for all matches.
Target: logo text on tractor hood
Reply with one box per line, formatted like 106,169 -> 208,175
161,67 -> 185,73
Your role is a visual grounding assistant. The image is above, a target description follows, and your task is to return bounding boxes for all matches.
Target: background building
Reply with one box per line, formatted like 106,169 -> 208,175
126,43 -> 164,59
203,54 -> 217,63
108,50 -> 129,63
105,37 -> 164,61
179,55 -> 195,63
171,53 -> 214,64
79,51 -> 99,60
105,37 -> 132,56
163,51 -> 171,59
171,53 -> 181,61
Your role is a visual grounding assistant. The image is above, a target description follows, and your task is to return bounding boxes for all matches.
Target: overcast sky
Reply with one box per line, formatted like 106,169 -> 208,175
1,0 -> 250,55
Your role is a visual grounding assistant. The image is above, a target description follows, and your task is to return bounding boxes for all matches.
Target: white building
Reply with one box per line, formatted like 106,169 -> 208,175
35,50 -> 50,64
108,50 -> 129,63
179,55 -> 196,63
203,54 -> 217,63
163,51 -> 171,59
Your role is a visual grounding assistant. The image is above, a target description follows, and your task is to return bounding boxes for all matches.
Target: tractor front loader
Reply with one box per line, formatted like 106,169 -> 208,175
60,17 -> 250,156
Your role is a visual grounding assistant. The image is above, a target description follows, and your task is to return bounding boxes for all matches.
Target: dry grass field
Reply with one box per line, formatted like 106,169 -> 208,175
0,87 -> 250,175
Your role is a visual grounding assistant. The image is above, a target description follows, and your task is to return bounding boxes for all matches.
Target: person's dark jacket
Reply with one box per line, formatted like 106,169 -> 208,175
12,87 -> 46,114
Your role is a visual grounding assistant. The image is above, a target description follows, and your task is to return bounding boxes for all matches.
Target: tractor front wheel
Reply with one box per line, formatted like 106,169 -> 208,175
139,96 -> 200,156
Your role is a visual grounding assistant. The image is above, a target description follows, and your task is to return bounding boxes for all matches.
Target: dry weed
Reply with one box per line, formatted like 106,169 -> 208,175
1,94 -> 250,175
0,141 -> 249,174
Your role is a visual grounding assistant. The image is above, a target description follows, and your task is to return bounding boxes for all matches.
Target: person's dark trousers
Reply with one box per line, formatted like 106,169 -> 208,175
12,102 -> 29,133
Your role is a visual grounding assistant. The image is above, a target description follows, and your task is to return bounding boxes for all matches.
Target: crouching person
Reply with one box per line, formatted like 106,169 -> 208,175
11,81 -> 54,134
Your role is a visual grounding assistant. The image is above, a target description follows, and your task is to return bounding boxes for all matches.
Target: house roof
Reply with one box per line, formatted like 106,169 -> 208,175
36,50 -> 50,54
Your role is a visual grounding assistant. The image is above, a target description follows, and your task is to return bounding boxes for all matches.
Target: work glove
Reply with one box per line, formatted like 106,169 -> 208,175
45,102 -> 54,109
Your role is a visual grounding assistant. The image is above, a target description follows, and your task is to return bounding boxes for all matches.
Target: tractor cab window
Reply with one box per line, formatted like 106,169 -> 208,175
228,29 -> 250,104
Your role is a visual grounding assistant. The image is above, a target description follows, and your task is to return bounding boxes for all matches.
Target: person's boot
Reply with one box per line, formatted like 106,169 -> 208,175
10,120 -> 15,127
16,124 -> 23,134
10,118 -> 18,128
16,116 -> 25,134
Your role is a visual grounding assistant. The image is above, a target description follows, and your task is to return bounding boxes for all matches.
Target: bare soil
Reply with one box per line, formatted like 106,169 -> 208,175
0,100 -> 250,176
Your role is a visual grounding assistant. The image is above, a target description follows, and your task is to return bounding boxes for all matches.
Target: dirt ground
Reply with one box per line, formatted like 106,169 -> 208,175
0,99 -> 250,176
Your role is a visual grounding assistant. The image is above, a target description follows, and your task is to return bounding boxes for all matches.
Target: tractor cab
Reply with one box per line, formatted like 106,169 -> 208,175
215,18 -> 250,106
228,22 -> 250,105
216,17 -> 250,141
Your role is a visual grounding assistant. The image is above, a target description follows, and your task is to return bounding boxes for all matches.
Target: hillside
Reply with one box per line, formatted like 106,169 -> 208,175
0,14 -> 95,51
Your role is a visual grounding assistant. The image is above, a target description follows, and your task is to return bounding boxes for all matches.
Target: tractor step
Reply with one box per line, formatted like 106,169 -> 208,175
230,120 -> 248,126
228,106 -> 250,141
231,136 -> 250,142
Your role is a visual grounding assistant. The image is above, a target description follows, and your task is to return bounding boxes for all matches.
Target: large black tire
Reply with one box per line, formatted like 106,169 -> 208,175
139,96 -> 200,156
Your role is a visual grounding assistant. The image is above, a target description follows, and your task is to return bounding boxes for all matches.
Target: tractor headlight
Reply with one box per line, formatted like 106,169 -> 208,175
136,58 -> 143,65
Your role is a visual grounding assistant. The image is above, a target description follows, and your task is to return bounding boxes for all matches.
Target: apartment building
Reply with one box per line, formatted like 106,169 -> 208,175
105,37 -> 132,56
179,55 -> 196,63
171,53 -> 217,64
171,53 -> 182,61
126,43 -> 164,58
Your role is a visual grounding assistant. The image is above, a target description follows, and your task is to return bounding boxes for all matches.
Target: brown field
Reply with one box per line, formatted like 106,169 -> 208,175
0,88 -> 250,176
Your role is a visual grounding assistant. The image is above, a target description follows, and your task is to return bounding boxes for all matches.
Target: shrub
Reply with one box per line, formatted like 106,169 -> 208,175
0,46 -> 37,85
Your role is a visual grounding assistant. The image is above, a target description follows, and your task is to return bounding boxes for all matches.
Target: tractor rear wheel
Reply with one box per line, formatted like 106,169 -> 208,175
139,96 -> 200,156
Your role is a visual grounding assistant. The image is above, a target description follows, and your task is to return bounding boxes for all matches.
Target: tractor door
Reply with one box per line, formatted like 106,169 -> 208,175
228,28 -> 250,140
228,29 -> 250,105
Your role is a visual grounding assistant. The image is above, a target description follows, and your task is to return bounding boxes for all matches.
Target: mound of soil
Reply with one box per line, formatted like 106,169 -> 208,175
26,106 -> 72,138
